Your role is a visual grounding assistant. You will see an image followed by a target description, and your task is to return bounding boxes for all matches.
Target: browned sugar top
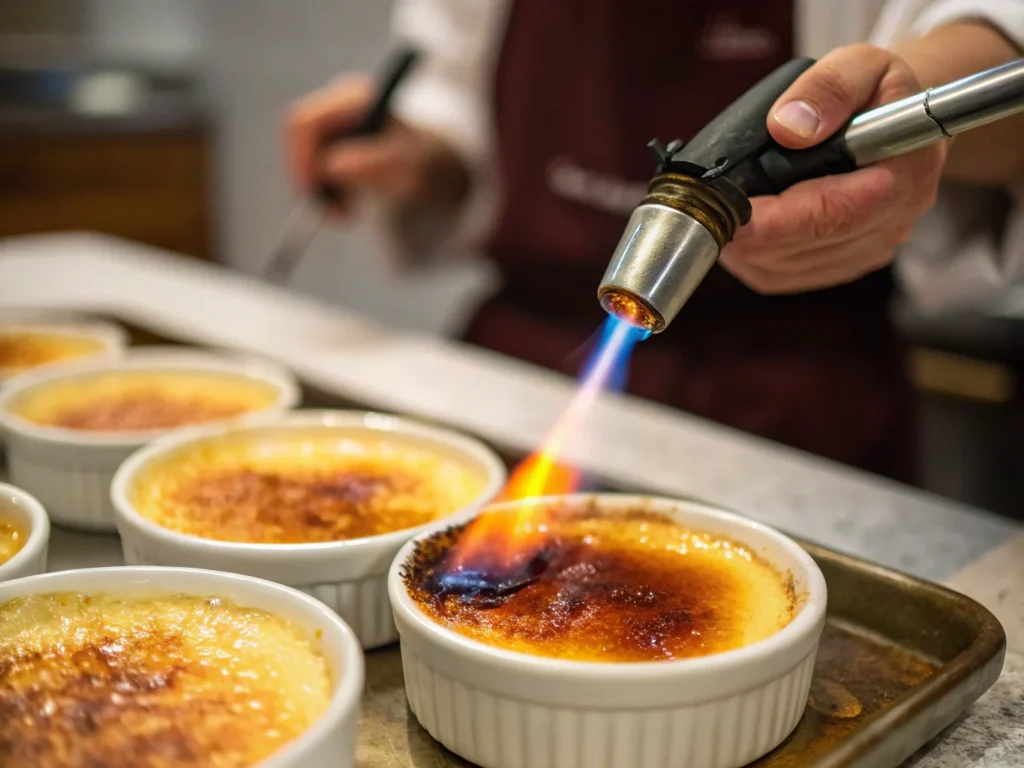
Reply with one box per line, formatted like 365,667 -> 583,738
405,504 -> 796,663
156,467 -> 435,543
0,333 -> 104,374
129,431 -> 488,544
8,371 -> 280,432
0,592 -> 331,768
49,396 -> 251,431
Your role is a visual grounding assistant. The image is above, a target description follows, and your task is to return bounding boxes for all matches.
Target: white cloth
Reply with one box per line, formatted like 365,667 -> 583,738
381,0 -> 1024,312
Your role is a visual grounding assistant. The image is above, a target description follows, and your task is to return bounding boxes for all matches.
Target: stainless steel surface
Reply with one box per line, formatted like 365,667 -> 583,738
928,58 -> 1024,135
840,57 -> 1024,166
840,92 -> 945,166
598,204 -> 720,332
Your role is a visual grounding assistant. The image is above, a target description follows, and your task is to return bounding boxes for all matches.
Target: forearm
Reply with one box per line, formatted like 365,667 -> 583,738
892,20 -> 1024,185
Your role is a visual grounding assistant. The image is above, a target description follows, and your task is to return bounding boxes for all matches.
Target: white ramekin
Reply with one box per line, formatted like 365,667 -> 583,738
0,566 -> 364,768
0,347 -> 300,532
389,493 -> 828,768
112,410 -> 508,650
0,318 -> 127,381
0,482 -> 49,583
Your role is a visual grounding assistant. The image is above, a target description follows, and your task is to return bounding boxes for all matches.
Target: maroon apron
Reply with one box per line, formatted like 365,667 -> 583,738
462,0 -> 917,483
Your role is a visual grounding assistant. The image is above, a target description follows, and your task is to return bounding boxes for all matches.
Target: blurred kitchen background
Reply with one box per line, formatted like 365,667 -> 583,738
1,0 -> 1021,518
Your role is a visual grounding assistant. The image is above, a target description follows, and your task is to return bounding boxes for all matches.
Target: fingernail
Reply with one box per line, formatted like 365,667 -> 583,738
774,100 -> 820,137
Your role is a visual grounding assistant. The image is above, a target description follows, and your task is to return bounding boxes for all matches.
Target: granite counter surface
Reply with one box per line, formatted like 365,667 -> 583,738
2,232 -> 1022,764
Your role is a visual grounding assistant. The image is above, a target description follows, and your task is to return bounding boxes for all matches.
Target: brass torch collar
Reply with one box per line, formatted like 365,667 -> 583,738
640,173 -> 743,250
597,173 -> 746,333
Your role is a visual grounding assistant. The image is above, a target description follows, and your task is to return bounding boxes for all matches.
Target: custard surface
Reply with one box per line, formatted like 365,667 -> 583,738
8,370 -> 279,432
0,331 -> 106,376
406,504 -> 797,663
130,430 -> 488,544
0,516 -> 26,566
0,592 -> 332,767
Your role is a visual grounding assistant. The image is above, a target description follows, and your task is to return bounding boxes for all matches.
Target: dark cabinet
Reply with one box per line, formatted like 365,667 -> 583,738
0,127 -> 213,260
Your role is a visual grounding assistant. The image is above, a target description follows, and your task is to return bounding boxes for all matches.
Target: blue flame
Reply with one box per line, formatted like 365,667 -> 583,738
578,315 -> 650,393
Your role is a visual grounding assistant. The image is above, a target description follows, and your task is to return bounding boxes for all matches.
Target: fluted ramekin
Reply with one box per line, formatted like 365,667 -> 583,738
0,318 -> 126,381
0,482 -> 49,583
0,347 -> 300,532
0,566 -> 364,768
112,410 -> 507,649
389,493 -> 828,768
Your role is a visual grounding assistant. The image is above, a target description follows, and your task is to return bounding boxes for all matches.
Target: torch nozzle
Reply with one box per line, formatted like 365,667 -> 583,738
598,290 -> 662,333
598,174 -> 741,333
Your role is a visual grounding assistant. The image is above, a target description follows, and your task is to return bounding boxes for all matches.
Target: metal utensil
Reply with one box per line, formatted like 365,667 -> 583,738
263,46 -> 421,283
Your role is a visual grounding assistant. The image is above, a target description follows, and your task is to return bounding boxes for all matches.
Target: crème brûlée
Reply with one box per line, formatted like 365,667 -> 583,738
0,592 -> 332,768
405,503 -> 798,663
7,370 -> 281,432
0,517 -> 26,566
129,431 -> 489,544
0,331 -> 107,377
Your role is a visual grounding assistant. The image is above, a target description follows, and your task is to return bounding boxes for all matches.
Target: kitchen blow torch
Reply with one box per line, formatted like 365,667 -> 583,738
599,57 -> 1024,333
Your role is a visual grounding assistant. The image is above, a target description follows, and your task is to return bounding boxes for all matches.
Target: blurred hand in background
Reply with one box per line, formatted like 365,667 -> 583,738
284,75 -> 469,221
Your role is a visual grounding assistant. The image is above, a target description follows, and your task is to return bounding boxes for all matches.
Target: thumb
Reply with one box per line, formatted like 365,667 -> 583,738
769,44 -> 895,149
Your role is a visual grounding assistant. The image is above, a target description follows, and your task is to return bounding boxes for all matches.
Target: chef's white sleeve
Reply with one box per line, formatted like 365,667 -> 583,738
367,0 -> 509,268
872,0 -> 1024,312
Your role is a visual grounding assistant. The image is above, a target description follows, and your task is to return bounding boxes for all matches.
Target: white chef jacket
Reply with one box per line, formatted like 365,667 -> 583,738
377,0 -> 1024,312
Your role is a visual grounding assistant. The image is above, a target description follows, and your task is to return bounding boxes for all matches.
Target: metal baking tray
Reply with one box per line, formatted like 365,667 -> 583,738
356,541 -> 1004,768
23,313 -> 1008,768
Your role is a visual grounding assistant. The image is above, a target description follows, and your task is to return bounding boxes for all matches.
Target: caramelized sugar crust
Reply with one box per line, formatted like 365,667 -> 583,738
130,431 -> 488,544
405,504 -> 797,663
0,332 -> 105,375
0,592 -> 331,768
0,517 -> 26,565
9,371 -> 279,431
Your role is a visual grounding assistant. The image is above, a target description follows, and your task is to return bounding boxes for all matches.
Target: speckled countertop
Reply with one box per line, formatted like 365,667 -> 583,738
2,232 -> 1023,765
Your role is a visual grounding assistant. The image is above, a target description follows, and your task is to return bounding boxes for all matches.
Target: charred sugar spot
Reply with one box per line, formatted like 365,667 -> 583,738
404,504 -> 795,662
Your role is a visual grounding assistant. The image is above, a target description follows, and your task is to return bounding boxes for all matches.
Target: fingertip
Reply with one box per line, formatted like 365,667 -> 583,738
769,100 -> 822,149
768,45 -> 897,149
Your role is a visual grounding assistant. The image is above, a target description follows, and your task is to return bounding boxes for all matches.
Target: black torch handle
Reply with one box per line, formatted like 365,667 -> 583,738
674,57 -> 879,202
752,139 -> 858,194
316,45 -> 421,204
671,57 -> 856,209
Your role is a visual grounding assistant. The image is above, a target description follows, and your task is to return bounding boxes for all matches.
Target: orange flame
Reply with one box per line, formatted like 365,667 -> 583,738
446,318 -> 644,576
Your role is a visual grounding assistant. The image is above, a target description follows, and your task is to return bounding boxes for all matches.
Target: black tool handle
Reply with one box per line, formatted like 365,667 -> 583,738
752,138 -> 857,195
720,58 -> 857,197
670,57 -> 860,209
676,57 -> 817,171
317,46 -> 421,203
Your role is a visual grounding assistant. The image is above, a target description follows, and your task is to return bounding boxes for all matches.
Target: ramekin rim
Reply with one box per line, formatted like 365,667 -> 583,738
0,565 -> 365,766
0,482 -> 50,582
0,347 -> 300,447
110,408 -> 508,558
388,492 -> 827,679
